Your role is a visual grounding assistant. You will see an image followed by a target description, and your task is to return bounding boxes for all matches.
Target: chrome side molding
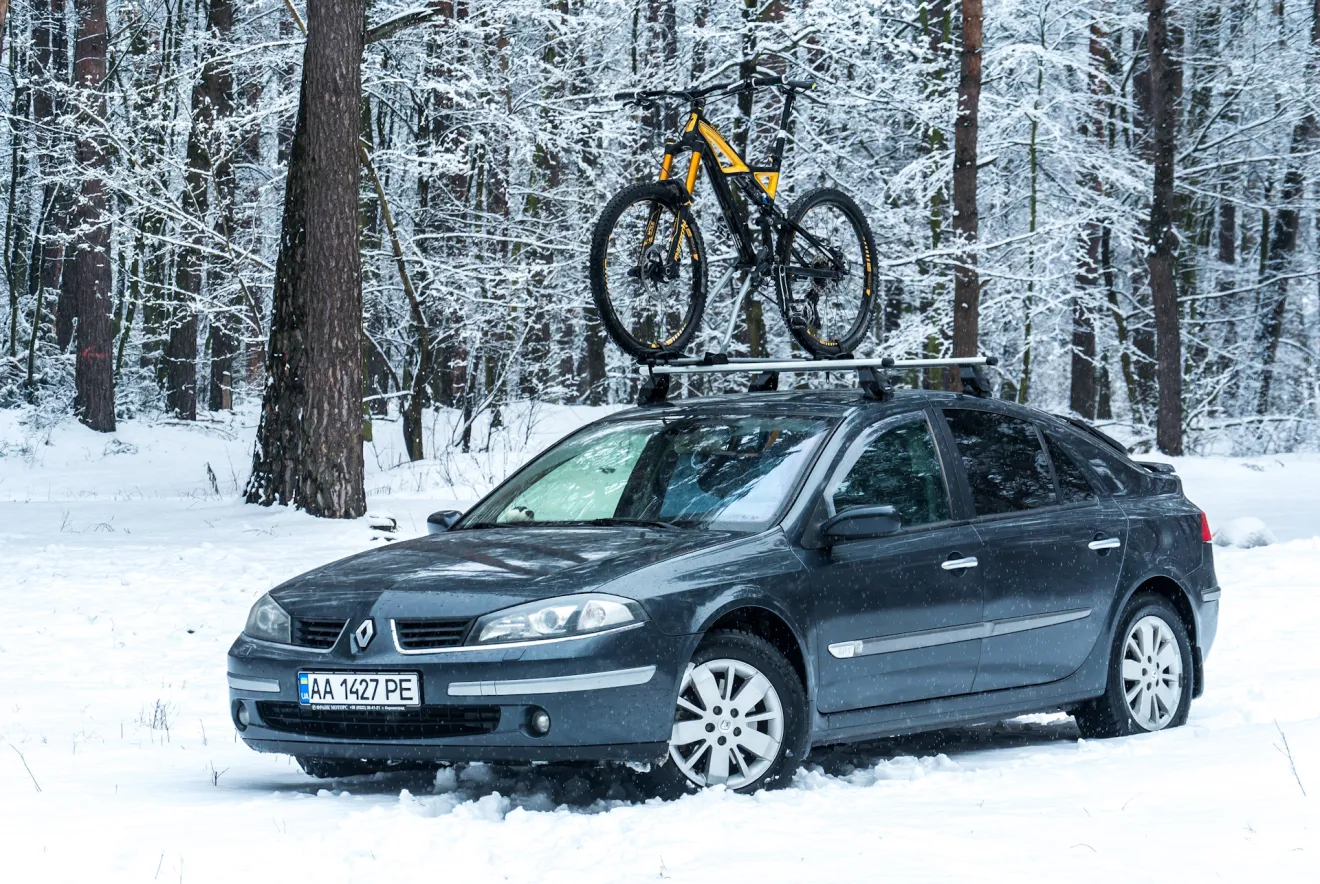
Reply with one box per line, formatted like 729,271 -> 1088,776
828,608 -> 1093,659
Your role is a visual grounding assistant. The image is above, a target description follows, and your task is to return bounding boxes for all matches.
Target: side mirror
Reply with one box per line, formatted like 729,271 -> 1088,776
821,505 -> 901,545
426,510 -> 464,534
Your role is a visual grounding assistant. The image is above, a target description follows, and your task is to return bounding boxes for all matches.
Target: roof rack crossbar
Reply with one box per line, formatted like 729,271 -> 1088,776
646,355 -> 993,375
636,355 -> 998,406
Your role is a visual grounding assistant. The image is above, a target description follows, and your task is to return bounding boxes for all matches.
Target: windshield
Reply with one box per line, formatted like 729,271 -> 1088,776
462,414 -> 836,533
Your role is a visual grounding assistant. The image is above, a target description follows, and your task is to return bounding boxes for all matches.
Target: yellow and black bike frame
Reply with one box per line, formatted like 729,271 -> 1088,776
654,88 -> 800,269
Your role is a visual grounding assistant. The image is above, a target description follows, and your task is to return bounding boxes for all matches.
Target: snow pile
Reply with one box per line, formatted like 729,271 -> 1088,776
1213,516 -> 1277,549
2,409 -> 1319,881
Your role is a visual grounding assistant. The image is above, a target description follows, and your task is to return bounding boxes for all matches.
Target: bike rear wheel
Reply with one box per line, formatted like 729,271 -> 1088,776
589,183 -> 707,359
774,188 -> 877,357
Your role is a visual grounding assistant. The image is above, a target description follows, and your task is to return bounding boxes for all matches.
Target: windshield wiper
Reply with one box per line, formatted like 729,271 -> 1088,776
461,518 -> 684,530
581,517 -> 684,530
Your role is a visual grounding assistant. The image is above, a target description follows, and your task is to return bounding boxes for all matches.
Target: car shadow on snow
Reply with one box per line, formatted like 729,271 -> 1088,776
260,714 -> 1082,814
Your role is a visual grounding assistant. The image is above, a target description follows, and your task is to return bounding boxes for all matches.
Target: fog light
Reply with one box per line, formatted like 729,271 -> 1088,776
234,700 -> 250,731
529,708 -> 551,736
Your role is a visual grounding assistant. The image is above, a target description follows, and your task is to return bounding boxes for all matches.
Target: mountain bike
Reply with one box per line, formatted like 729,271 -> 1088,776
588,75 -> 877,361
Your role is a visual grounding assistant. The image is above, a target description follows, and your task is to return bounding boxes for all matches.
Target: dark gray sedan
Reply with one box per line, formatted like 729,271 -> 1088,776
228,388 -> 1219,794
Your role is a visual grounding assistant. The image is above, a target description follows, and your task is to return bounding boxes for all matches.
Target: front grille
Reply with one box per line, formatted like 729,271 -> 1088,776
256,702 -> 500,739
293,618 -> 347,650
393,618 -> 472,650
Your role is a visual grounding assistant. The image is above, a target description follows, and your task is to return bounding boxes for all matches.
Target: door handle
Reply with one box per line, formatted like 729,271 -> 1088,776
941,556 -> 979,571
1088,537 -> 1121,551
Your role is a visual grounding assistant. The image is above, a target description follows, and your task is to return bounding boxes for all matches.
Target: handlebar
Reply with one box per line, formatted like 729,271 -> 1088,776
614,75 -> 817,107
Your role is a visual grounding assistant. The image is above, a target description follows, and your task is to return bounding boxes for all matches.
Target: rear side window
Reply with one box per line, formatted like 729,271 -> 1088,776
1045,434 -> 1098,503
943,409 -> 1055,515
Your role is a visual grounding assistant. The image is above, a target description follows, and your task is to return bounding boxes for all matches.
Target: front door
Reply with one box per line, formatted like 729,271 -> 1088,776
938,408 -> 1127,692
809,412 -> 985,714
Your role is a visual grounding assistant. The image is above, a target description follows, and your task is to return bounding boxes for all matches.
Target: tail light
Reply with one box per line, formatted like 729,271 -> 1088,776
1200,511 -> 1212,543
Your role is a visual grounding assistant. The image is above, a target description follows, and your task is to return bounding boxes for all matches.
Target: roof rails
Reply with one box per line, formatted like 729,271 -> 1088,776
637,354 -> 999,406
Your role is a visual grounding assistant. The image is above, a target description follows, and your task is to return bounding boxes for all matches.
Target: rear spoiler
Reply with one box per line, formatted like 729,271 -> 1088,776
1058,415 -> 1132,455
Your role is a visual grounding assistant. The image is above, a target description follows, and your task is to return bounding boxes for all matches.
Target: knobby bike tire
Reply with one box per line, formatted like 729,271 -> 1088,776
774,187 -> 877,357
588,182 -> 708,359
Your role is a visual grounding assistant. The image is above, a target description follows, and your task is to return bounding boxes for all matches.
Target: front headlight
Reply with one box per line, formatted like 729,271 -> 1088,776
244,593 -> 292,644
470,594 -> 644,645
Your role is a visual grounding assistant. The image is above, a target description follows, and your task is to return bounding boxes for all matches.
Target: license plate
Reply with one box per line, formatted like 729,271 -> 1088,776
298,671 -> 422,707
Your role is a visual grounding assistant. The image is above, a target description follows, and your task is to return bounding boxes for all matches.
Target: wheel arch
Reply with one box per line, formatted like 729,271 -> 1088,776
698,602 -> 812,703
1112,571 -> 1203,697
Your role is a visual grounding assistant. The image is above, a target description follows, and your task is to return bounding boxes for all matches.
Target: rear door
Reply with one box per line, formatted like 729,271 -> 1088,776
938,408 -> 1127,692
809,411 -> 985,713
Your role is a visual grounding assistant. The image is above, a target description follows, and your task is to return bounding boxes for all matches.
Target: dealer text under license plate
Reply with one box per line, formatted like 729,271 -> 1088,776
298,671 -> 421,707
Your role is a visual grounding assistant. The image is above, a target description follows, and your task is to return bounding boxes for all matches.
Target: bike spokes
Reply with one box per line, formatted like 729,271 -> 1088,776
597,194 -> 705,355
776,190 -> 876,356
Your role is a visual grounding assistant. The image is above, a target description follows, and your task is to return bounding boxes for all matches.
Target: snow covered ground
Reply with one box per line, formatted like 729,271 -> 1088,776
1,405 -> 1317,882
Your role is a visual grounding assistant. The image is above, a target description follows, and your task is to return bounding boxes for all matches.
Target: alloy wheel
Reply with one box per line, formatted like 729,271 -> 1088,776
1121,614 -> 1184,731
668,658 -> 785,789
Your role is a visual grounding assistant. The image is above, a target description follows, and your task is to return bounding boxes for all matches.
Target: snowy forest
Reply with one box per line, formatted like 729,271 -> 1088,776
1,0 -> 1317,508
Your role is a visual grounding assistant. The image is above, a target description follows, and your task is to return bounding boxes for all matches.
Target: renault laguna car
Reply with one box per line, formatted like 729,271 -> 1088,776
228,378 -> 1219,794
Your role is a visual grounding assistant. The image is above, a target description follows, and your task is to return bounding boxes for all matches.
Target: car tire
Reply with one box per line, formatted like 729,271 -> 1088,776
1074,593 -> 1193,739
295,756 -> 382,779
646,629 -> 809,798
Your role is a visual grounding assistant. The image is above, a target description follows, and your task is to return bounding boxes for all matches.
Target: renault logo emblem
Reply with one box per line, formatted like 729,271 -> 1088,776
353,618 -> 375,652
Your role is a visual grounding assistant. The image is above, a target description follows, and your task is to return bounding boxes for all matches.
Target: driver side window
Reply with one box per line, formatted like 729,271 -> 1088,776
830,416 -> 951,528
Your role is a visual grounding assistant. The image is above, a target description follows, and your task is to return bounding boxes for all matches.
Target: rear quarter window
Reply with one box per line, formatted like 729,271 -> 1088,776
1052,430 -> 1148,496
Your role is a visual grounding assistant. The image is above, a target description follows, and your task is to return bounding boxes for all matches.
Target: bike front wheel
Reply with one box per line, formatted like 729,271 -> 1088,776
589,183 -> 707,359
774,187 -> 877,357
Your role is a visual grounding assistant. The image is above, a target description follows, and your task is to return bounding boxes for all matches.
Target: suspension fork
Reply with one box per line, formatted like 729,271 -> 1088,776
653,137 -> 702,263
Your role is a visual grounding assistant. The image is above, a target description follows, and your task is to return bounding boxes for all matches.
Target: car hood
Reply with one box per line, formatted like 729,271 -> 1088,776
269,525 -> 741,619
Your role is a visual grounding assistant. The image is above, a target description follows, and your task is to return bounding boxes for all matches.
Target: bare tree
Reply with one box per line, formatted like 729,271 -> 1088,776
69,0 -> 114,431
950,0 -> 982,359
246,0 -> 366,517
1146,0 -> 1182,454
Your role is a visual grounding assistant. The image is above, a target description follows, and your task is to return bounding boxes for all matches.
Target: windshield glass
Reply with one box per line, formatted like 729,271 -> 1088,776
462,414 -> 836,533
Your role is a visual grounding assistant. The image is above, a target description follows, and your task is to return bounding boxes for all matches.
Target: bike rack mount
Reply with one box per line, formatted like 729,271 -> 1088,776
636,354 -> 1000,406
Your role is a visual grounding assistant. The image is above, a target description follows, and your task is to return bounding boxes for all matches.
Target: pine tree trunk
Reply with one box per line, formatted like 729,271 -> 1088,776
950,0 -> 982,360
1071,13 -> 1109,419
31,0 -> 70,358
246,0 -> 366,518
1255,5 -> 1317,414
1146,0 -> 1182,455
70,0 -> 114,431
205,0 -> 239,412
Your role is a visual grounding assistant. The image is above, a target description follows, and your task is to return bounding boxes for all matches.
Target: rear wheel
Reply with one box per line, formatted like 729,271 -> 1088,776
646,629 -> 808,797
589,182 -> 707,359
1074,594 -> 1193,738
774,187 -> 877,357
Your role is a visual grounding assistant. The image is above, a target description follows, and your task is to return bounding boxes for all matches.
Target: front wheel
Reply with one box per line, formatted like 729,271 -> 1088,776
646,630 -> 808,797
588,182 -> 708,359
775,187 -> 877,357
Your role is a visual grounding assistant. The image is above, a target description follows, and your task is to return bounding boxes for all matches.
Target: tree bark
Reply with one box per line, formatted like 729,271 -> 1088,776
31,0 -> 71,359
1146,0 -> 1181,454
246,0 -> 366,518
1255,4 -> 1317,414
70,0 -> 114,431
169,0 -> 236,419
205,0 -> 240,412
1071,13 -> 1109,418
950,0 -> 982,360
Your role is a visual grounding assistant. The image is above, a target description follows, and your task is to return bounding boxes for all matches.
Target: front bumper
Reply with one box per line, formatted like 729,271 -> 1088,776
227,621 -> 687,764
